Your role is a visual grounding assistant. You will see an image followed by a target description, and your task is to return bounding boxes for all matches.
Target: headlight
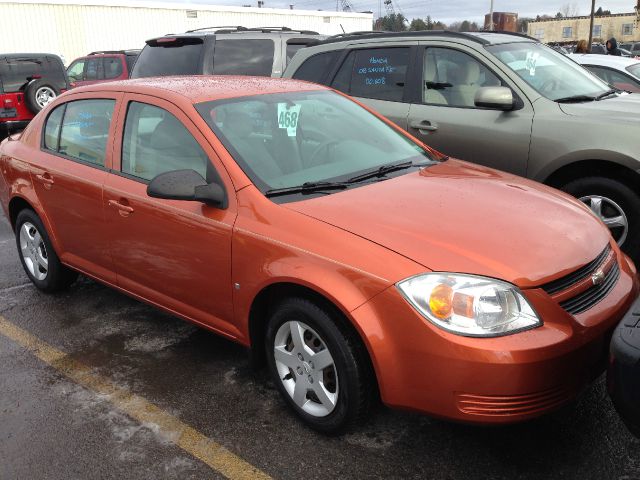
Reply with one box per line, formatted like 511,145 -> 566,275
397,273 -> 542,337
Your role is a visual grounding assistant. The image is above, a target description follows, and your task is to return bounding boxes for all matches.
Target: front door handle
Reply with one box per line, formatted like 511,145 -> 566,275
108,199 -> 134,216
35,172 -> 54,188
410,120 -> 438,134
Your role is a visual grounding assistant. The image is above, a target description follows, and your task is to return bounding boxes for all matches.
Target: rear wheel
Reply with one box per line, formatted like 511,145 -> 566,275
562,176 -> 640,264
15,209 -> 77,292
265,297 -> 373,433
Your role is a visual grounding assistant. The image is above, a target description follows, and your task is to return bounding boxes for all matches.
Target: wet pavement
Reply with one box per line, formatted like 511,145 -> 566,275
1,215 -> 639,479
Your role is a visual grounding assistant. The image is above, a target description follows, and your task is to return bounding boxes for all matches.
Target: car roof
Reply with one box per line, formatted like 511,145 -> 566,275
569,54 -> 640,69
68,76 -> 328,103
311,30 -> 536,47
1,53 -> 63,60
155,26 -> 320,39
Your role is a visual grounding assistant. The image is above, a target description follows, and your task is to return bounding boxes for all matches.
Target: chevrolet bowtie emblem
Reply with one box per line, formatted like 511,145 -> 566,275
591,270 -> 605,286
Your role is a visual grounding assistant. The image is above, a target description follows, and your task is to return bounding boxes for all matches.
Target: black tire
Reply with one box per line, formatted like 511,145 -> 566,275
562,176 -> 640,265
24,79 -> 60,113
265,297 -> 374,434
15,209 -> 77,292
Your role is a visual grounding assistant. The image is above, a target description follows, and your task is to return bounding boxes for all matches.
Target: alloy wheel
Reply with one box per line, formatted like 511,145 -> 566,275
580,195 -> 628,246
19,221 -> 48,281
35,86 -> 56,108
273,320 -> 339,417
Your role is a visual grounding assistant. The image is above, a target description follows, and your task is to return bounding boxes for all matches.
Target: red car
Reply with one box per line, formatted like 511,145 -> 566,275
0,54 -> 69,140
66,50 -> 139,88
0,77 -> 637,432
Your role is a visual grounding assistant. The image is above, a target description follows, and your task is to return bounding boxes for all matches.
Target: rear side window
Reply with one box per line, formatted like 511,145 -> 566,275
292,51 -> 340,83
56,99 -> 115,166
121,102 -> 211,182
331,48 -> 410,102
213,39 -> 275,76
103,57 -> 123,79
43,105 -> 65,151
131,39 -> 203,78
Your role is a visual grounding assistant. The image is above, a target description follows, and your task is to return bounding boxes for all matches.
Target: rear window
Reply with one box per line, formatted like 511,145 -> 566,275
212,39 -> 275,76
0,56 -> 66,93
291,51 -> 340,84
131,38 -> 203,78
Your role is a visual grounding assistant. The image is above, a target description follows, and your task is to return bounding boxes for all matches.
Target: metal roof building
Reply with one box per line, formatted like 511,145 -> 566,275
0,0 -> 373,64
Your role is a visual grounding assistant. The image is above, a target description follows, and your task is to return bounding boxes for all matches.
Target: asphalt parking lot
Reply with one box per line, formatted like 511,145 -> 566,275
1,215 -> 639,480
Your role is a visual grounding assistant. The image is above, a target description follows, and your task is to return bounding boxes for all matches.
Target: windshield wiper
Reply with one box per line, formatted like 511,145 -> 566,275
554,94 -> 596,103
595,89 -> 618,100
264,181 -> 348,198
348,160 -> 429,183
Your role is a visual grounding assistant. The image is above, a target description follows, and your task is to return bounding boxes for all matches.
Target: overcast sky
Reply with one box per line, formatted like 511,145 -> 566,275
157,0 -> 637,24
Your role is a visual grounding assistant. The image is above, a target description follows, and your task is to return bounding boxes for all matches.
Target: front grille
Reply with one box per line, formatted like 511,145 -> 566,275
542,246 -> 611,295
559,262 -> 620,315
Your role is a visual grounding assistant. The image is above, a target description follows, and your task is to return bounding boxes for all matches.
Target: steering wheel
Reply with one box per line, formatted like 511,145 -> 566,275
307,140 -> 340,167
540,78 -> 560,94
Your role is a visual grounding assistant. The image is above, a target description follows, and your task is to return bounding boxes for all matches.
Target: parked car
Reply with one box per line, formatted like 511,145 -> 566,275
130,26 -> 323,79
0,53 -> 69,140
620,42 -> 640,55
1,76 -> 638,432
591,43 -> 607,54
608,303 -> 640,438
284,30 -> 640,264
569,54 -> 640,93
66,50 -> 140,88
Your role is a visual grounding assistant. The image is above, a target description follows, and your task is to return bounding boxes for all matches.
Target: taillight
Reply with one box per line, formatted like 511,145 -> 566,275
3,98 -> 14,109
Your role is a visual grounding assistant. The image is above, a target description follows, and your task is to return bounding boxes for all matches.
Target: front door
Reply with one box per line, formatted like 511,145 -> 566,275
30,94 -> 120,281
407,45 -> 534,176
104,94 -> 238,337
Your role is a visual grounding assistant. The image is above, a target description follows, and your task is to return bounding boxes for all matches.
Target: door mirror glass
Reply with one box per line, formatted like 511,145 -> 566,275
147,169 -> 227,208
474,86 -> 515,111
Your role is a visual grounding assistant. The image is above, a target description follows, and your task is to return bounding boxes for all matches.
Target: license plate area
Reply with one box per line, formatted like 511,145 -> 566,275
0,108 -> 17,118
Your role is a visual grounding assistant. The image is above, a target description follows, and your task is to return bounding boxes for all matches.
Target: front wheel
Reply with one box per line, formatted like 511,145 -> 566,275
265,298 -> 373,433
15,209 -> 77,292
562,176 -> 640,264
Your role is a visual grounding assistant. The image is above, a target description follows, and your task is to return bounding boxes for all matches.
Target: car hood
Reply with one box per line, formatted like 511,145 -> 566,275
286,160 -> 610,288
559,93 -> 640,120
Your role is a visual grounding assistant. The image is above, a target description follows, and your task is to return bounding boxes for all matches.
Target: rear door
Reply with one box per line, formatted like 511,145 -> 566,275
328,45 -> 414,130
406,43 -> 534,175
103,94 -> 238,336
30,93 -> 121,281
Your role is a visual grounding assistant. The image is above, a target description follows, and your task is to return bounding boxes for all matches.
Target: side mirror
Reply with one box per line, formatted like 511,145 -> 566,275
474,86 -> 516,111
147,169 -> 227,209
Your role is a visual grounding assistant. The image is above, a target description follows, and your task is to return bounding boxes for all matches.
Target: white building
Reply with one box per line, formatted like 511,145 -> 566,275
0,0 -> 373,64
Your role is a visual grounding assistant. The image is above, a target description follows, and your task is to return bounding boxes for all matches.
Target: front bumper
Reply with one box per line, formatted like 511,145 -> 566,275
351,251 -> 638,424
608,294 -> 640,437
0,120 -> 29,141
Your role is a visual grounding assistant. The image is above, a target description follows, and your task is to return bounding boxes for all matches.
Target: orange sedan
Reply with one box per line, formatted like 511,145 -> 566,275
0,77 -> 637,433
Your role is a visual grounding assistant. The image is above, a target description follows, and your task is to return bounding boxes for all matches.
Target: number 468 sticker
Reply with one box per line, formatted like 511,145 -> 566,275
277,103 -> 301,137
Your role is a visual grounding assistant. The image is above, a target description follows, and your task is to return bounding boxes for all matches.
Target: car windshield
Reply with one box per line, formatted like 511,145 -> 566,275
487,42 -> 611,101
627,63 -> 640,78
196,90 -> 434,196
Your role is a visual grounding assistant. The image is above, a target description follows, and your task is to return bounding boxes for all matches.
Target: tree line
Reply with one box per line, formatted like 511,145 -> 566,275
374,14 -> 480,32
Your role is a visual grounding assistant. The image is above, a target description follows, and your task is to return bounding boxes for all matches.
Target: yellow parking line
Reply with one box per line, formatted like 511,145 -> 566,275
0,315 -> 272,480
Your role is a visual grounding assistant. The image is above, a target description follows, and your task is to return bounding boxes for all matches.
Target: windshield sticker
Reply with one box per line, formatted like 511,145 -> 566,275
277,103 -> 301,136
525,52 -> 540,76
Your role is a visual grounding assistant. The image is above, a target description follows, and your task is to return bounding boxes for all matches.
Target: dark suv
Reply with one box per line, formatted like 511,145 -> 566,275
130,26 -> 323,79
0,53 -> 69,140
66,50 -> 140,88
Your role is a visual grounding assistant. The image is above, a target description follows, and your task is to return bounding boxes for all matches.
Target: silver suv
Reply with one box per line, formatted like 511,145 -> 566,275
131,26 -> 324,79
284,31 -> 640,263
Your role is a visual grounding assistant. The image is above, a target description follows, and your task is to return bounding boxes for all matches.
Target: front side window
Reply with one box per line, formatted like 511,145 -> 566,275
196,90 -> 432,198
212,39 -> 275,76
488,42 -> 610,101
103,57 -> 123,79
331,48 -> 409,102
56,99 -> 115,166
562,27 -> 572,38
67,60 -> 85,81
422,48 -> 502,107
121,102 -> 210,182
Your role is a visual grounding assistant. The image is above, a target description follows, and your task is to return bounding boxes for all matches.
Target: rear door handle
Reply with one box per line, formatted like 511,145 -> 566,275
35,172 -> 54,187
108,199 -> 134,216
410,120 -> 438,133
